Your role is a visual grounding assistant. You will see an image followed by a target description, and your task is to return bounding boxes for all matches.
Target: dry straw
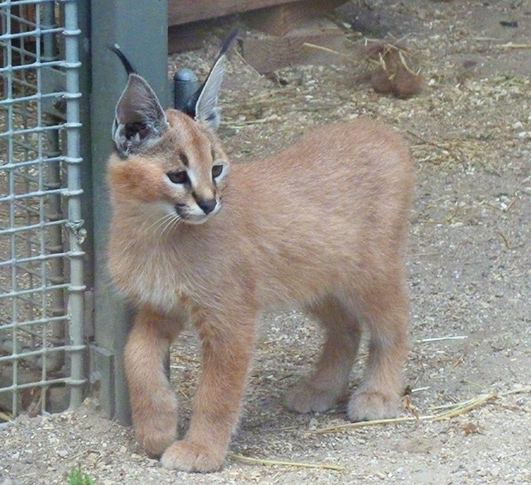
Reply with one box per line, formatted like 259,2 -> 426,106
229,452 -> 345,471
0,410 -> 11,422
307,386 -> 531,435
228,387 -> 529,470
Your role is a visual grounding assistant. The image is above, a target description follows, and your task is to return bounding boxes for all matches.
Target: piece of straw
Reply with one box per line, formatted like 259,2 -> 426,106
495,43 -> 531,50
432,392 -> 497,421
229,452 -> 345,471
0,411 -> 12,422
309,415 -> 435,435
416,336 -> 468,343
308,387 -> 530,435
303,42 -> 344,57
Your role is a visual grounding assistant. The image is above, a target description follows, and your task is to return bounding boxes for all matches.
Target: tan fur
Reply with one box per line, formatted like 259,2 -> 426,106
107,110 -> 414,472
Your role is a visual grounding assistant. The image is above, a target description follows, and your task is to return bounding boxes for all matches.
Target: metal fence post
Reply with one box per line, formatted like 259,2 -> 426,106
89,0 -> 168,424
63,0 -> 86,411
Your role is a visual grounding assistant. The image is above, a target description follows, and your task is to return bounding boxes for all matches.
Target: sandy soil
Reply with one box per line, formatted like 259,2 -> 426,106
1,1 -> 530,484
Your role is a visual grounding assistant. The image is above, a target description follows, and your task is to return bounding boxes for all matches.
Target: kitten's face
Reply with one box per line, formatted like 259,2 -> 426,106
159,111 -> 229,225
110,110 -> 229,226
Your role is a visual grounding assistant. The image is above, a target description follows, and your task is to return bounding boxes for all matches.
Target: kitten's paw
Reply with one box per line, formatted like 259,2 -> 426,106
160,440 -> 224,473
134,396 -> 178,456
285,379 -> 343,413
137,423 -> 177,457
347,390 -> 399,422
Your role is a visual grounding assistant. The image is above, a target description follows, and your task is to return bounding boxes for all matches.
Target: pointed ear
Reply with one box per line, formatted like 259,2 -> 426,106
112,73 -> 168,157
183,29 -> 238,131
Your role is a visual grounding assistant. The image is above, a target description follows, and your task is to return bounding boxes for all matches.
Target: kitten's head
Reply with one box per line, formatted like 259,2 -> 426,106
108,33 -> 235,226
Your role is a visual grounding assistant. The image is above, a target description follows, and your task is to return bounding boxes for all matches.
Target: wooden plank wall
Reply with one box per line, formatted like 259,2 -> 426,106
168,0 -> 309,26
168,0 -> 349,73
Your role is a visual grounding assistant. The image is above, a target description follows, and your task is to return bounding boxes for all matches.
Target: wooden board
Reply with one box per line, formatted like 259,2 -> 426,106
239,19 -> 345,73
168,20 -> 213,54
169,0 -> 310,27
244,0 -> 347,36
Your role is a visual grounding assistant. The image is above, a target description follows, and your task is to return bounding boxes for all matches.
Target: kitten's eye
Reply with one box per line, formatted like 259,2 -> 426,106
167,171 -> 188,184
211,164 -> 223,179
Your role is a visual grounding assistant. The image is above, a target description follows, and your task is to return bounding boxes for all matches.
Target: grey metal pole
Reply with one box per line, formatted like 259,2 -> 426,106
63,0 -> 86,410
89,0 -> 168,424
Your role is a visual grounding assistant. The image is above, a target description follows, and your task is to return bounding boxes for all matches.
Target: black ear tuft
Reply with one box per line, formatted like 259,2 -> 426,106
109,44 -> 137,76
183,29 -> 239,131
110,47 -> 168,157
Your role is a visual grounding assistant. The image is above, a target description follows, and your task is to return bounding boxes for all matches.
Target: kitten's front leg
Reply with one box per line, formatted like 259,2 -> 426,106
125,306 -> 184,456
161,310 -> 255,472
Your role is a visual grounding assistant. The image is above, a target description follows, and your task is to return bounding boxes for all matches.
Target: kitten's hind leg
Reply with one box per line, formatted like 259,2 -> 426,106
125,306 -> 184,456
285,296 -> 362,413
347,277 -> 409,421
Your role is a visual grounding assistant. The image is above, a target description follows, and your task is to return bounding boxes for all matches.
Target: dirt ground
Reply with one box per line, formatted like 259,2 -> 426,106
1,1 -> 531,483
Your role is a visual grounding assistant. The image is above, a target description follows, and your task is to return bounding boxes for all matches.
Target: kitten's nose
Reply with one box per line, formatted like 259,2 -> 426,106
197,198 -> 217,215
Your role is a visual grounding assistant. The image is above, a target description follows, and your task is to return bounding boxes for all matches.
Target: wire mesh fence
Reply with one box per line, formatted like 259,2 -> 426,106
0,0 -> 85,423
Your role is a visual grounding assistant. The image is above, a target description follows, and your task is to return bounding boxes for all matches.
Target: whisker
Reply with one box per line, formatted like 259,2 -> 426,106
143,213 -> 173,233
158,218 -> 173,236
160,215 -> 181,236
152,212 -> 182,236
152,214 -> 176,234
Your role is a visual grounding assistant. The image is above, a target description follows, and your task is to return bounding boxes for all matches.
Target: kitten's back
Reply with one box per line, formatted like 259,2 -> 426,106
212,119 -> 414,306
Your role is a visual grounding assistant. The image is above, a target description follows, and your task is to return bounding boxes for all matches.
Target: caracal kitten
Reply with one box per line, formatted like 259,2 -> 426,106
107,34 -> 414,472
